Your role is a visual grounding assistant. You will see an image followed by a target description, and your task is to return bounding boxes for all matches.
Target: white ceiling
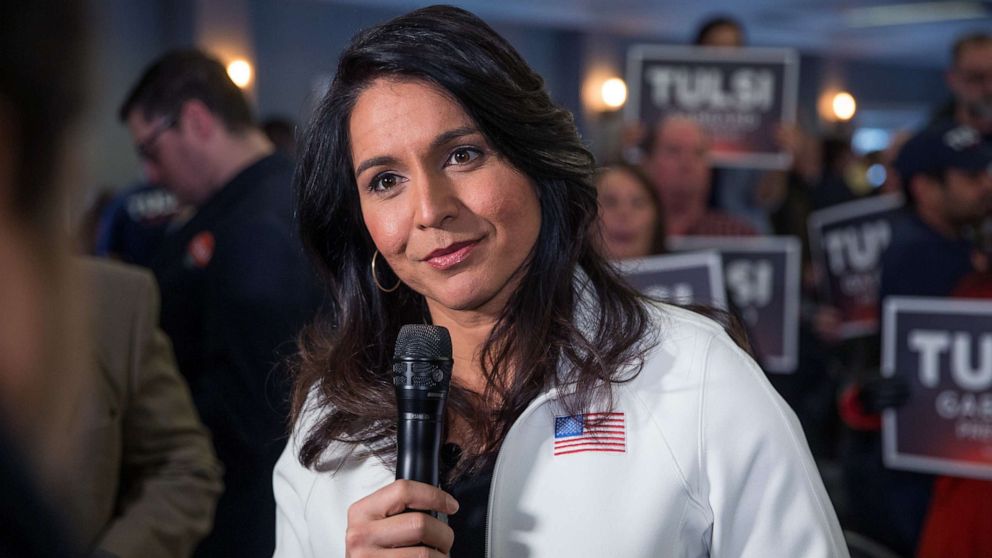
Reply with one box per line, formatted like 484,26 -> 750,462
317,0 -> 992,68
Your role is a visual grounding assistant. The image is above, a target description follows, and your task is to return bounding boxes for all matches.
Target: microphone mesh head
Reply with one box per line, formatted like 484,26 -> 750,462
394,324 -> 452,360
393,325 -> 452,391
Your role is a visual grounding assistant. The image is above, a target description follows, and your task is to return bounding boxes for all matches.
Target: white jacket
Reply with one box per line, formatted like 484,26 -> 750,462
273,303 -> 849,557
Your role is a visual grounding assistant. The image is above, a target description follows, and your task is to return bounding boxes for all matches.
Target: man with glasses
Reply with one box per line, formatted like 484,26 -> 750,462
935,32 -> 992,138
119,49 -> 321,558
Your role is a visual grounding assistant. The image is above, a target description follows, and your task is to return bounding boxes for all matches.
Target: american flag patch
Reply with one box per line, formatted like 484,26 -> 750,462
553,412 -> 626,456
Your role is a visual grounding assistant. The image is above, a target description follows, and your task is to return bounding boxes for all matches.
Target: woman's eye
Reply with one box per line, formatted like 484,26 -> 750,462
445,147 -> 482,166
369,172 -> 401,192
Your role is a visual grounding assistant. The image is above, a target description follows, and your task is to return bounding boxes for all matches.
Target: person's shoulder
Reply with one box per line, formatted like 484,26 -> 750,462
636,302 -> 750,383
640,303 -> 796,433
645,300 -> 710,328
80,256 -> 155,287
647,302 -> 735,349
79,257 -> 157,313
78,258 -> 162,391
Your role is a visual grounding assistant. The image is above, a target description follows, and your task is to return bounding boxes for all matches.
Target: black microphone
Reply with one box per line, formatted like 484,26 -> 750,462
393,324 -> 453,486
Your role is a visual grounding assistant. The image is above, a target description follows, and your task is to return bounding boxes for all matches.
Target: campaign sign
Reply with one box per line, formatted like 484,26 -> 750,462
808,194 -> 904,339
618,252 -> 726,308
626,45 -> 798,170
882,297 -> 992,480
668,236 -> 801,373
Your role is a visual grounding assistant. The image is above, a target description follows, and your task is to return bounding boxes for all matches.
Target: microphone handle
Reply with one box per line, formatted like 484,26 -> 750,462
396,414 -> 443,484
395,394 -> 446,485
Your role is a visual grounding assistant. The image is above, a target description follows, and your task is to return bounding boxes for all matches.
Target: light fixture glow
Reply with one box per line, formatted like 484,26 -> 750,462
600,78 -> 627,110
227,59 -> 253,88
832,91 -> 857,121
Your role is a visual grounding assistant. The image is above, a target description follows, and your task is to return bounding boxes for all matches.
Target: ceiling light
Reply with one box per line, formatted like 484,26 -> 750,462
846,2 -> 989,27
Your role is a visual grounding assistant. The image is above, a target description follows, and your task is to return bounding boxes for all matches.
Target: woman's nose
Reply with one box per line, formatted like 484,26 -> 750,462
412,173 -> 459,229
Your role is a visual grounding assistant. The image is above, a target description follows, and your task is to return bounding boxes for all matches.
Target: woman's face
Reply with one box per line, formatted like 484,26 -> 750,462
350,78 -> 541,317
595,168 -> 659,260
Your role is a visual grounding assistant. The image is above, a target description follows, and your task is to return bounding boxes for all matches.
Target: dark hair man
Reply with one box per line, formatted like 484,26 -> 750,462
883,123 -> 992,300
946,33 -> 992,136
120,49 -> 322,558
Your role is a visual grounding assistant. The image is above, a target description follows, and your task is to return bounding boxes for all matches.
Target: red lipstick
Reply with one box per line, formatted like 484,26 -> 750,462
425,240 -> 478,270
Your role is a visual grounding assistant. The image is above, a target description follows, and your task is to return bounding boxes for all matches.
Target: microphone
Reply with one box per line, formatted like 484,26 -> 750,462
393,324 -> 453,486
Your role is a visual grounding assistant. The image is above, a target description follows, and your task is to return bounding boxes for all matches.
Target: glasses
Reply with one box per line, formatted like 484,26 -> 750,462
135,114 -> 179,161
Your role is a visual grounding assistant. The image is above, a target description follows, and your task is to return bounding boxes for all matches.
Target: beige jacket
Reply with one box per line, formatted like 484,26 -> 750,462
66,258 -> 223,558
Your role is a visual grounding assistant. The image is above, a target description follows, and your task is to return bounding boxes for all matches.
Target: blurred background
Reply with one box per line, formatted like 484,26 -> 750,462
80,0 -> 990,208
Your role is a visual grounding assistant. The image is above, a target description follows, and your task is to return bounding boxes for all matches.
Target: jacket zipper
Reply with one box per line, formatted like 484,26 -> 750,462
484,388 -> 560,558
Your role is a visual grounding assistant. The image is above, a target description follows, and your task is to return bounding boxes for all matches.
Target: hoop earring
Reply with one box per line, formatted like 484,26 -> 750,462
371,249 -> 401,293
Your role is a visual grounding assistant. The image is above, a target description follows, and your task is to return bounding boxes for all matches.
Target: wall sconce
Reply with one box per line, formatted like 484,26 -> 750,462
227,59 -> 253,89
819,89 -> 857,122
832,91 -> 857,121
600,77 -> 628,110
583,71 -> 627,113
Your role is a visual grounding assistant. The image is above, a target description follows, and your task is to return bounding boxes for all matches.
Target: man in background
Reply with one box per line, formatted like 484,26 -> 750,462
120,49 -> 322,557
644,116 -> 757,237
881,124 -> 992,301
936,32 -> 992,137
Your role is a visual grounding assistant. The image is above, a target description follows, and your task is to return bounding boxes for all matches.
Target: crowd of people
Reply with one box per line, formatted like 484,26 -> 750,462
3,2 -> 992,557
593,21 -> 992,558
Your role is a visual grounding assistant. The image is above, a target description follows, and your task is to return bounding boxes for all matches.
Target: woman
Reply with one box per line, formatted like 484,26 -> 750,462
594,163 -> 667,259
275,6 -> 847,557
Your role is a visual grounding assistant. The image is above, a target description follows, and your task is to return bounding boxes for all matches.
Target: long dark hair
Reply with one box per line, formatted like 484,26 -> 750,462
292,5 -> 653,477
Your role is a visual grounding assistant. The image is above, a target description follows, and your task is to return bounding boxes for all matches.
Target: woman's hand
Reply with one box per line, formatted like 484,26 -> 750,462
345,480 -> 459,557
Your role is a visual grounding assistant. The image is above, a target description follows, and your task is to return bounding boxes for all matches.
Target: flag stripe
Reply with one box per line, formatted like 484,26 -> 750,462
555,443 -> 627,452
555,437 -> 626,444
553,412 -> 626,457
555,438 -> 626,448
555,448 -> 627,456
